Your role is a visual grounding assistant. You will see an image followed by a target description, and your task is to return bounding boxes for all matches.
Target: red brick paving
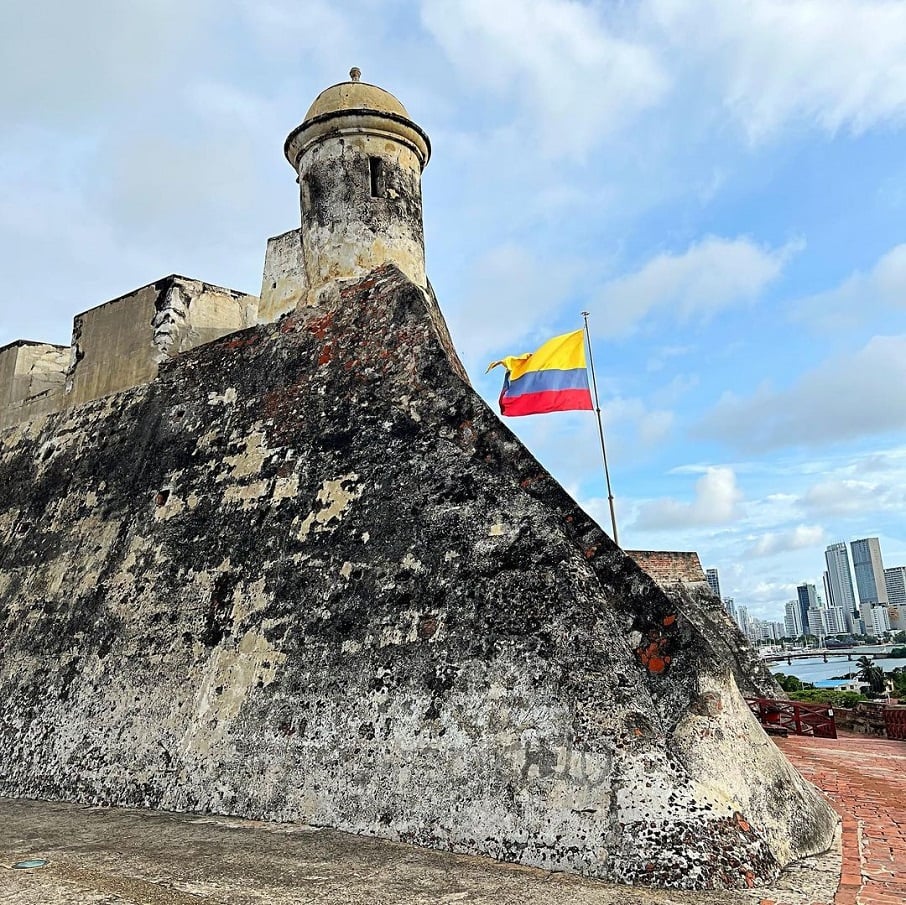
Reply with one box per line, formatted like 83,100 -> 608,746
775,733 -> 906,905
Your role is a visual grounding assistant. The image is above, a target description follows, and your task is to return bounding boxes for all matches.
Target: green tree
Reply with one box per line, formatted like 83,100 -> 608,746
856,656 -> 875,682
866,666 -> 886,694
892,668 -> 906,699
774,673 -> 804,693
789,689 -> 865,708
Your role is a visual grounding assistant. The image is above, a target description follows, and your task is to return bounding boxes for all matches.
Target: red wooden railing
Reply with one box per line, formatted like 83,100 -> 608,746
745,698 -> 837,738
885,707 -> 906,740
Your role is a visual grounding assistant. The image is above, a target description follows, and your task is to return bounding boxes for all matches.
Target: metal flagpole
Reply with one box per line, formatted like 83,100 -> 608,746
581,311 -> 619,546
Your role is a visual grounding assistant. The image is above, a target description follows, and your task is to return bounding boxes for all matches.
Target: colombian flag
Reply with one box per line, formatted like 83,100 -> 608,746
487,329 -> 593,417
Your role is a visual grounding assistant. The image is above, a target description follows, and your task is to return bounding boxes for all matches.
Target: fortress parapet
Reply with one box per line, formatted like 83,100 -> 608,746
0,340 -> 69,431
0,276 -> 257,430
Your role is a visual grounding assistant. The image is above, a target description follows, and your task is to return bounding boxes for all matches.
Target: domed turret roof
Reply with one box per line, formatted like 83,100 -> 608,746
285,68 -> 430,171
304,75 -> 410,122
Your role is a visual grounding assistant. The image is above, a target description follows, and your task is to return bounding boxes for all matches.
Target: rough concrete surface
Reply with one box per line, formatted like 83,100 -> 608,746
0,797 -> 840,905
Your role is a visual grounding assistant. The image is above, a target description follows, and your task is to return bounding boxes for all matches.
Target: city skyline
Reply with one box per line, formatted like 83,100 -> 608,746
710,533 -> 906,632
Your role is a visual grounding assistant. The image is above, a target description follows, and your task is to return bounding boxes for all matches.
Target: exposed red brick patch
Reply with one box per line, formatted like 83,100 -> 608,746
636,633 -> 672,674
627,550 -> 706,584
307,312 -> 335,340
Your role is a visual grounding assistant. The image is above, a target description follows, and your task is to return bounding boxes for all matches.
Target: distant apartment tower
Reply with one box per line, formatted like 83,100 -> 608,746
885,566 -> 906,607
705,568 -> 721,599
810,605 -> 846,637
751,619 -> 776,642
735,604 -> 749,637
796,582 -> 818,636
825,542 -> 857,630
824,606 -> 847,635
851,537 -> 888,605
784,600 -> 803,638
886,566 -> 906,630
723,597 -> 736,620
860,602 -> 891,638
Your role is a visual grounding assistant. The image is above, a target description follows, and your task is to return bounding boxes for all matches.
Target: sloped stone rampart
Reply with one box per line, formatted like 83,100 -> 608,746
0,266 -> 835,889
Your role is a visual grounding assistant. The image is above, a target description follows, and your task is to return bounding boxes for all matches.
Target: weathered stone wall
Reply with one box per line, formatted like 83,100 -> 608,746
0,341 -> 69,431
66,275 -> 258,406
259,229 -> 307,323
0,276 -> 259,430
295,133 -> 427,296
628,550 -> 781,698
0,266 -> 835,889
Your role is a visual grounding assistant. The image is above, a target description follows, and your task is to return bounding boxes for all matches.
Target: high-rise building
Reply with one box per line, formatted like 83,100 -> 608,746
851,537 -> 888,605
825,542 -> 857,630
873,606 -> 891,635
885,567 -> 906,631
796,582 -> 818,636
859,602 -> 891,638
784,600 -> 803,638
705,568 -> 721,599
751,620 -> 776,642
885,566 -> 906,607
809,605 -> 832,641
723,597 -> 736,620
824,606 -> 847,635
735,605 -> 749,637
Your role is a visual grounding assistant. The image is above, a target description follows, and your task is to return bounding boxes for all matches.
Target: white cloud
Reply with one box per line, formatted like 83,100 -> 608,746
795,243 -> 906,330
604,396 -> 676,454
592,236 -> 795,337
420,0 -> 667,156
651,0 -> 906,141
698,334 -> 906,452
746,524 -> 826,558
448,242 -> 585,367
633,466 -> 743,530
800,478 -> 906,518
0,0 -> 215,122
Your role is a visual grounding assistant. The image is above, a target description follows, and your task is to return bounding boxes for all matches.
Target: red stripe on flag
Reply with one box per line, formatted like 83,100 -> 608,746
500,388 -> 593,417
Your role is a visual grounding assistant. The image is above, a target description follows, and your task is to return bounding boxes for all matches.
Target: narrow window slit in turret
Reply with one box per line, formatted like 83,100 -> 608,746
369,157 -> 384,198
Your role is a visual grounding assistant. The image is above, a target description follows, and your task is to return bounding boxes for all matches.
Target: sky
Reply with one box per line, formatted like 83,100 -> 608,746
2,0 -> 906,622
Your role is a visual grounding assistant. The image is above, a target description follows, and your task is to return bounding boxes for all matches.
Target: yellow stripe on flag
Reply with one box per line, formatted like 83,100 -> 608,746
486,329 -> 586,379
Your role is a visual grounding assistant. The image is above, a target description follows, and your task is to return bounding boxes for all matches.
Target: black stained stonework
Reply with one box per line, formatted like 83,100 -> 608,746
0,266 -> 836,890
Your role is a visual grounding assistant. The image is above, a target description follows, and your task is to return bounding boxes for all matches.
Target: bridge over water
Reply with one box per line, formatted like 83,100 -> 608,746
761,645 -> 894,663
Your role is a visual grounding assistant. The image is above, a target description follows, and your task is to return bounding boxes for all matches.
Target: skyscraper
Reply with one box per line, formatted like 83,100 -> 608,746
885,566 -> 906,631
705,568 -> 721,599
825,542 -> 857,630
796,582 -> 817,637
885,566 -> 906,607
723,597 -> 736,620
784,600 -> 803,638
851,537 -> 888,605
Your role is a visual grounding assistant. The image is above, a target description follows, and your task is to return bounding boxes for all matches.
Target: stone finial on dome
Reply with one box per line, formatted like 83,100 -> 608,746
349,67 -> 361,82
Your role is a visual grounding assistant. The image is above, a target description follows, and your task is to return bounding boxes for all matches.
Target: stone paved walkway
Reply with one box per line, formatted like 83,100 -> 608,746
776,733 -> 906,905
